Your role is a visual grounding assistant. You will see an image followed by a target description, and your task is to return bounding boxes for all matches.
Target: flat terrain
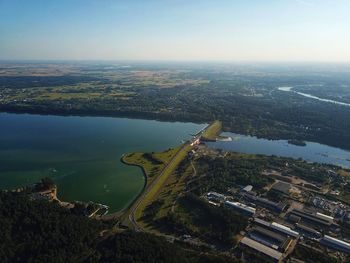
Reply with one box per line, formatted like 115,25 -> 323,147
2,63 -> 350,150
201,120 -> 222,140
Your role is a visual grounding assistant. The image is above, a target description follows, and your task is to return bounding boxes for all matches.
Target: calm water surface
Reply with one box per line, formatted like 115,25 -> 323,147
208,132 -> 350,168
0,113 -> 205,212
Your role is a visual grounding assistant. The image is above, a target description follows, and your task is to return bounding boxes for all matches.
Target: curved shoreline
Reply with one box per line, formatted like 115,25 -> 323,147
101,154 -> 148,220
278,86 -> 350,107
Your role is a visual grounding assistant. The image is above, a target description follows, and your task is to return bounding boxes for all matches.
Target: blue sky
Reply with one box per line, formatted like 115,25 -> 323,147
0,0 -> 349,61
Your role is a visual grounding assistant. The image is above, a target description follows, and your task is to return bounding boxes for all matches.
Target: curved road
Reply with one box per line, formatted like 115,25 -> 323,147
127,124 -> 210,231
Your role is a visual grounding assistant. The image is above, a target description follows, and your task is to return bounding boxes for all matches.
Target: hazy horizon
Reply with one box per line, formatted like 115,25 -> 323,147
1,0 -> 350,62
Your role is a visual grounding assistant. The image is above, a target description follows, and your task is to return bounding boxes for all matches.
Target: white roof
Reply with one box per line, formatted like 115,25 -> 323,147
323,235 -> 350,249
207,192 -> 225,197
316,212 -> 334,221
240,237 -> 283,260
225,201 -> 256,213
271,222 -> 299,237
243,185 -> 253,192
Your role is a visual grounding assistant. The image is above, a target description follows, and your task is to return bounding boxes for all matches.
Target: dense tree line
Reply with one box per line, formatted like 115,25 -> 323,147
0,191 -> 239,263
0,76 -> 101,89
94,230 -> 239,263
189,154 -> 335,195
161,194 -> 247,245
0,191 -> 103,262
2,70 -> 350,150
190,155 -> 273,195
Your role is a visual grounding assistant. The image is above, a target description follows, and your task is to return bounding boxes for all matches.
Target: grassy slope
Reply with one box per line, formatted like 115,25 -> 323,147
121,121 -> 221,231
134,144 -> 191,225
201,120 -> 222,140
122,146 -> 187,228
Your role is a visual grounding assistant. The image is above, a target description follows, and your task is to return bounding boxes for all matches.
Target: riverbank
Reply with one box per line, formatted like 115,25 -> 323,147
206,131 -> 350,168
278,86 -> 350,107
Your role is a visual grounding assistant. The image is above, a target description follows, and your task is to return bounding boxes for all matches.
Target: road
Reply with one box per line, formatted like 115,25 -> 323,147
128,142 -> 187,230
127,122 -> 212,231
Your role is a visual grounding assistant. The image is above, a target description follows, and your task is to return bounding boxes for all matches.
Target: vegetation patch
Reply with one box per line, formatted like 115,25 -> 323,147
201,120 -> 222,141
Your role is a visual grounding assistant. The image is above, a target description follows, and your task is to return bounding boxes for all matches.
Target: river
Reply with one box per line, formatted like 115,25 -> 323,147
278,86 -> 350,107
0,113 -> 206,212
207,132 -> 350,168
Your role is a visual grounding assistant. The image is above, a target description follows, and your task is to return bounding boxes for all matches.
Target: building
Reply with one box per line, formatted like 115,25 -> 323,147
248,226 -> 293,252
271,182 -> 291,194
224,200 -> 256,216
242,192 -> 286,213
206,192 -> 226,202
240,237 -> 283,262
320,235 -> 350,253
270,222 -> 299,238
253,218 -> 299,238
288,209 -> 333,228
254,218 -> 273,228
190,138 -> 200,146
295,223 -> 322,239
316,212 -> 334,221
242,185 -> 253,192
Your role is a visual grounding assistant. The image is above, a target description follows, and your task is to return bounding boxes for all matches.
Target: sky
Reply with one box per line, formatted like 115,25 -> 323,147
0,0 -> 350,62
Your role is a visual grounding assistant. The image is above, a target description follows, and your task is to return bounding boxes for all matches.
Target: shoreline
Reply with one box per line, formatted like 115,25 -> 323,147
101,154 -> 149,220
2,109 -> 350,151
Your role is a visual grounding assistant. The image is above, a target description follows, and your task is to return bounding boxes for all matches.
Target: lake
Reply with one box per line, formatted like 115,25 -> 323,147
0,113 -> 206,212
207,132 -> 350,168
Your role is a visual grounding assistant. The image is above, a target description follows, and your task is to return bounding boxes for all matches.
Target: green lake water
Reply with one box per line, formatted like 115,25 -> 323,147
0,113 -> 205,212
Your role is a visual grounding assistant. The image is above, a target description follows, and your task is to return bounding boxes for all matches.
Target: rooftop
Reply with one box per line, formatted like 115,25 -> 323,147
240,237 -> 283,261
271,182 -> 291,194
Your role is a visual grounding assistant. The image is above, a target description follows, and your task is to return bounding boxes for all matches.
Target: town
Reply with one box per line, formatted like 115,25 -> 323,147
203,159 -> 350,261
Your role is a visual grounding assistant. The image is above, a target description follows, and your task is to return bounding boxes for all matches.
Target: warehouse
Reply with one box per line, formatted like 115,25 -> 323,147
270,222 -> 299,238
271,182 -> 291,194
224,200 -> 256,216
206,192 -> 226,202
295,223 -> 322,239
248,226 -> 292,252
242,193 -> 286,213
288,209 -> 333,227
240,237 -> 283,262
320,235 -> 350,253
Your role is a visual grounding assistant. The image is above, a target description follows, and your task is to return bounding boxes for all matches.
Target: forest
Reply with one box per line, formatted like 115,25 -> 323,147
0,191 -> 237,263
2,63 -> 350,150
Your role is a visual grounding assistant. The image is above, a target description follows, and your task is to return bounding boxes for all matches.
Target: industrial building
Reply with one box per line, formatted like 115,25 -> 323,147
248,226 -> 293,252
206,192 -> 226,202
270,222 -> 299,238
295,223 -> 322,239
320,235 -> 350,253
253,218 -> 299,238
224,200 -> 256,216
239,237 -> 283,262
242,192 -> 286,213
242,185 -> 253,192
254,217 -> 272,227
271,182 -> 291,194
288,209 -> 333,228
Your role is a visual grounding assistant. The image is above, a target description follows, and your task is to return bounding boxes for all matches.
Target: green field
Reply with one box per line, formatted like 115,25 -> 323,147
201,120 -> 222,140
120,121 -> 223,232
